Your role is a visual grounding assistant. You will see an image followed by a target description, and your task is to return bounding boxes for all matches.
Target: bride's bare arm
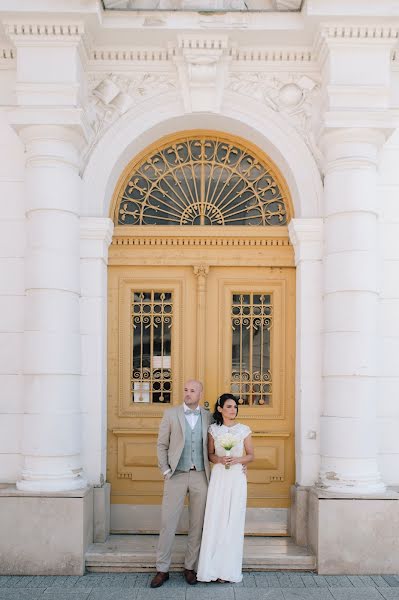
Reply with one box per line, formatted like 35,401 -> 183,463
208,432 -> 229,465
208,432 -> 219,464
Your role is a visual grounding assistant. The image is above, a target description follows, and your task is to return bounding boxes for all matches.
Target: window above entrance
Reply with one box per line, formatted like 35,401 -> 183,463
113,133 -> 291,227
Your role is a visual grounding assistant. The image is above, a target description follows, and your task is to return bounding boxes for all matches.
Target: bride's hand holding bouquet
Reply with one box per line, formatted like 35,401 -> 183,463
219,433 -> 238,469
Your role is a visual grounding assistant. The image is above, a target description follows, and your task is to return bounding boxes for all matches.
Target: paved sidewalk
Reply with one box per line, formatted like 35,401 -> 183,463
1,573 -> 399,599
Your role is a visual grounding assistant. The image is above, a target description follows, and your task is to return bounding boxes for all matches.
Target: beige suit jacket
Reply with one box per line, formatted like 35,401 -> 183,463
157,405 -> 212,481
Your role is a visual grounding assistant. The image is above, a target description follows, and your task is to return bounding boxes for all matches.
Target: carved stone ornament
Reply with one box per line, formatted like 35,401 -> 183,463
83,72 -> 176,166
173,36 -> 230,112
228,72 -> 322,168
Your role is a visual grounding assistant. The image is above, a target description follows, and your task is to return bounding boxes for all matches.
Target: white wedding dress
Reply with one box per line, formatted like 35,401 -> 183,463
197,422 -> 251,583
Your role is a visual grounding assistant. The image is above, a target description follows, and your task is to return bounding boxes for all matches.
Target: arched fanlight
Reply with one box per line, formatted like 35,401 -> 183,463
114,133 -> 290,227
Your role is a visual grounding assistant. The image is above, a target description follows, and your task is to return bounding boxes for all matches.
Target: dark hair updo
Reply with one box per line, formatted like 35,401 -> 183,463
212,393 -> 239,426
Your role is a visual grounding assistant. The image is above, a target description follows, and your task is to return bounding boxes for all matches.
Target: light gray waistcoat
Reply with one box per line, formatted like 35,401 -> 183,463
176,414 -> 205,472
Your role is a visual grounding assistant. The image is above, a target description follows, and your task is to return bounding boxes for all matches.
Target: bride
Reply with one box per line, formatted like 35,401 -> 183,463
196,393 -> 254,583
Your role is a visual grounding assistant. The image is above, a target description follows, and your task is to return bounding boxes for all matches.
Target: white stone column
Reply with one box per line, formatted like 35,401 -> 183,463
319,128 -> 385,494
288,218 -> 323,487
17,125 -> 86,492
80,217 -> 113,485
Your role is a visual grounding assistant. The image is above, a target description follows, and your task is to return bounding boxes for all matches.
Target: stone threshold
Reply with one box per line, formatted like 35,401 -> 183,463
86,534 -> 316,572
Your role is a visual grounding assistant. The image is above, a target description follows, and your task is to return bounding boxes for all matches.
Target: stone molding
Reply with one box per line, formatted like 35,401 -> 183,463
172,34 -> 230,112
320,127 -> 387,174
80,217 -> 114,262
288,218 -> 323,265
80,217 -> 114,244
3,21 -> 86,45
314,23 -> 399,65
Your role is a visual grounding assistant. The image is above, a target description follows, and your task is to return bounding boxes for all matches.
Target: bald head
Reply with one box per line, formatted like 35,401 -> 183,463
183,379 -> 203,408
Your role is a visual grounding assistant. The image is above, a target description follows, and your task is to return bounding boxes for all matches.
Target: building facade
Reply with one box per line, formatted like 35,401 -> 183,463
1,0 -> 399,575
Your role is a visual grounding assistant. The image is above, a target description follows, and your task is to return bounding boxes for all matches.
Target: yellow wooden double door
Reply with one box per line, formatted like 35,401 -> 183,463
107,248 -> 295,521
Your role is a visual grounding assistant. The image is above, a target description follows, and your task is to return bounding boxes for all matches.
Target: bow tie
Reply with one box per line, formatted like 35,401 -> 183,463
185,408 -> 200,416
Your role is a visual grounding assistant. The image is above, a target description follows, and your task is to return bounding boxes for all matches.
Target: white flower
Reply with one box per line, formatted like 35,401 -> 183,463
218,433 -> 238,451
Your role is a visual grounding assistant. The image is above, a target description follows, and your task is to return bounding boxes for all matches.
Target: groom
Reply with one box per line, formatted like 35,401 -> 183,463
150,379 -> 212,588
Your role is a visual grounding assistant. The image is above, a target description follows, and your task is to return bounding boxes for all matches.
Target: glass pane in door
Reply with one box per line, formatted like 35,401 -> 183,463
131,290 -> 173,403
230,293 -> 272,406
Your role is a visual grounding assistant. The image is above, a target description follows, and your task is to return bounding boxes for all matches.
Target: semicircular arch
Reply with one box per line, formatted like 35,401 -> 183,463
82,91 -> 322,220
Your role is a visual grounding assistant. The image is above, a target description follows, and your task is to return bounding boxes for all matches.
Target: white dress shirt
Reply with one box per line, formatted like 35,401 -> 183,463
183,403 -> 200,430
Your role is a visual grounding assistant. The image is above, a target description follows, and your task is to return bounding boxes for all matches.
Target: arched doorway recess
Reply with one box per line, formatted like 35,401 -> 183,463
107,131 -> 296,534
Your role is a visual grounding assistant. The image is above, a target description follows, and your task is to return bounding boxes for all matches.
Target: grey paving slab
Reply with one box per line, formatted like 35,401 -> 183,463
27,577 -> 59,588
254,573 -> 280,587
47,578 -> 81,588
186,584 -> 235,599
347,576 -> 378,588
371,578 -> 392,588
383,578 -> 399,588
235,588 -> 284,599
277,574 -> 296,587
329,588 -> 384,600
379,590 -> 399,599
87,590 -> 139,600
236,573 -> 257,587
282,589 -> 334,600
287,575 -> 306,588
133,574 -> 152,588
300,576 -> 318,588
136,589 -> 186,600
0,592 -> 46,600
323,577 -> 353,588
98,575 -> 127,587
42,591 -> 92,600
311,577 -> 330,587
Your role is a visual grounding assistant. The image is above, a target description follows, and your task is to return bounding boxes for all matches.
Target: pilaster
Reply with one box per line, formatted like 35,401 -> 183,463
80,218 -> 114,486
288,219 -> 323,487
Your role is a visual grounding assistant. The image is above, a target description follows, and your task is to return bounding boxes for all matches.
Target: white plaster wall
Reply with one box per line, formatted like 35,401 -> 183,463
0,111 -> 25,483
378,129 -> 399,485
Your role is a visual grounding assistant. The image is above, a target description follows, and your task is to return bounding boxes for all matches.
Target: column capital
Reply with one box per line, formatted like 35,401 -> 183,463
288,218 -> 323,265
320,127 -> 387,173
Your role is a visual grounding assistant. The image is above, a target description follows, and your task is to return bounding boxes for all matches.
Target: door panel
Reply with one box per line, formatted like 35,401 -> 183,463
205,267 -> 295,508
107,264 -> 295,518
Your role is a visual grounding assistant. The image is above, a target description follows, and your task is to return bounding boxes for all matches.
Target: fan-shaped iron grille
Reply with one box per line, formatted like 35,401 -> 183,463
115,135 -> 289,226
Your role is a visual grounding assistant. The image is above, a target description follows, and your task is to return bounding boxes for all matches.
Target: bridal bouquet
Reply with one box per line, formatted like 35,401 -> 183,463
219,433 -> 238,469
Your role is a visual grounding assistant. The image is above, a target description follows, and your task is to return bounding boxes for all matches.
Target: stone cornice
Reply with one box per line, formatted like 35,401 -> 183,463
3,21 -> 85,45
0,46 -> 15,69
314,23 -> 399,65
88,44 -> 315,65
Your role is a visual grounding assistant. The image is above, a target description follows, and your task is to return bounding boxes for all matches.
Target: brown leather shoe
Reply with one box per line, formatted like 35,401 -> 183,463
184,569 -> 198,585
150,571 -> 169,588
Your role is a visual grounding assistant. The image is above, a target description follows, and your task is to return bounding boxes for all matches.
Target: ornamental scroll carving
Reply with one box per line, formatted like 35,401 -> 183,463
228,72 -> 322,169
83,72 -> 177,166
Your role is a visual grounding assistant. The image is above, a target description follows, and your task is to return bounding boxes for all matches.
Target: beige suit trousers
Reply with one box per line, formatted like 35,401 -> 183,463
156,469 -> 208,572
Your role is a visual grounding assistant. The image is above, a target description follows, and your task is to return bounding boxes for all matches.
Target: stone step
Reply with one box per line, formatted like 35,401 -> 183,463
86,534 -> 316,572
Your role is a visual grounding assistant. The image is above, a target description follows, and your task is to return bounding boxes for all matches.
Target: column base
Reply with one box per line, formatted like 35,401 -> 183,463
0,485 -> 93,575
309,486 -> 399,574
16,475 -> 87,493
